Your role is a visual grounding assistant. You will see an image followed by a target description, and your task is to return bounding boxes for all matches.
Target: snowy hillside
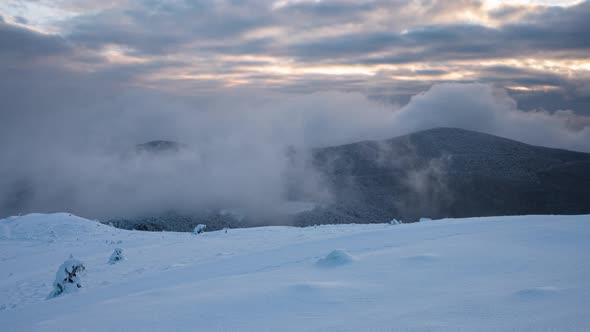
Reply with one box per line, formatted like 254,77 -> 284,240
1,213 -> 590,331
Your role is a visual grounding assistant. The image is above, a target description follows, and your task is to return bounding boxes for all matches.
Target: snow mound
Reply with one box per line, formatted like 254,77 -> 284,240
404,253 -> 439,263
316,249 -> 354,267
290,281 -> 345,293
0,213 -> 112,241
514,286 -> 560,299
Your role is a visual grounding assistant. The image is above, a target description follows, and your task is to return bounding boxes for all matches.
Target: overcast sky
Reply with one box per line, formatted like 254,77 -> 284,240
1,0 -> 589,218
1,0 -> 589,111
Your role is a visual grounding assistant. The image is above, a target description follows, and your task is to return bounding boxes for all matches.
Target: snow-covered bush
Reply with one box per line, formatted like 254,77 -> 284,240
419,218 -> 432,222
47,256 -> 86,299
108,248 -> 125,264
193,224 -> 206,234
389,219 -> 402,225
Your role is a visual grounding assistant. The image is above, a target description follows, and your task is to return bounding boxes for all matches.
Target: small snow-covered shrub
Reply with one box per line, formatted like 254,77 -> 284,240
193,224 -> 207,234
47,256 -> 86,299
389,219 -> 402,225
419,218 -> 432,222
108,248 -> 125,264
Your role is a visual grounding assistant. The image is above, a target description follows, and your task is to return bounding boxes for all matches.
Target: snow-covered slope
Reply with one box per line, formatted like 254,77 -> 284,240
1,213 -> 589,331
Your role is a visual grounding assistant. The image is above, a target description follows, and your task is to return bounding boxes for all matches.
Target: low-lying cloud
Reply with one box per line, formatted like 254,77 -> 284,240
1,82 -> 589,220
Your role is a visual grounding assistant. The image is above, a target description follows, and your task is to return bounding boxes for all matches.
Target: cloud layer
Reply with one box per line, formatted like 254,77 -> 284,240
1,79 -> 589,219
0,0 -> 589,218
1,0 -> 589,113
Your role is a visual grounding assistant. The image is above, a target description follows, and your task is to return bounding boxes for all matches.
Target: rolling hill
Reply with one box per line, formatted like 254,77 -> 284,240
293,127 -> 590,225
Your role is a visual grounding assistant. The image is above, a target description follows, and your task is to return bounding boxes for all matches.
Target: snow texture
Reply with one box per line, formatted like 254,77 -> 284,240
1,213 -> 590,331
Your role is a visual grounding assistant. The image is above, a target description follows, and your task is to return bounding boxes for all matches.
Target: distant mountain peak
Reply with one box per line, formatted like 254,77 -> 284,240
304,126 -> 590,224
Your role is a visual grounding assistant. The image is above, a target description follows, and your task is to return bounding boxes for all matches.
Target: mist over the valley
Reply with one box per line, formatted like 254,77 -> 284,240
2,81 -> 590,221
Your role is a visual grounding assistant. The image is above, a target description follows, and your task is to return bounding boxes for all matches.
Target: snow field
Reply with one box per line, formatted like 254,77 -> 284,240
1,213 -> 590,331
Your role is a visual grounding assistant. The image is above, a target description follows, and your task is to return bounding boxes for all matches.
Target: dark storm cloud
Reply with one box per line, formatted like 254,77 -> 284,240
89,59 -> 188,83
488,4 -> 529,19
0,20 -> 71,58
5,0 -> 585,66
273,0 -> 376,26
64,0 -> 273,55
501,2 -> 590,51
10,0 -> 583,93
201,37 -> 274,56
510,90 -> 590,115
291,25 -> 495,63
290,1 -> 589,63
6,1 -> 586,114
419,0 -> 484,16
288,32 -> 401,59
413,69 -> 448,76
277,1 -> 375,16
478,65 -> 563,85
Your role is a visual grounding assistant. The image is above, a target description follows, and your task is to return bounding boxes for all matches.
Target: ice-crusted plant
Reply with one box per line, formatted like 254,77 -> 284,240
389,219 -> 402,225
47,256 -> 86,299
108,248 -> 125,264
193,224 -> 207,234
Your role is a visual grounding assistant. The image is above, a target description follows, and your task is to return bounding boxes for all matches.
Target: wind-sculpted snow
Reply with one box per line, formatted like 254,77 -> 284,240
0,213 -> 112,241
1,213 -> 590,331
315,249 -> 354,267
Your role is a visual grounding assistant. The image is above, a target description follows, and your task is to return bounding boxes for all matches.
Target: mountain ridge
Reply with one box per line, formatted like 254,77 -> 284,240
295,127 -> 590,226
3,127 -> 589,230
110,127 -> 590,231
